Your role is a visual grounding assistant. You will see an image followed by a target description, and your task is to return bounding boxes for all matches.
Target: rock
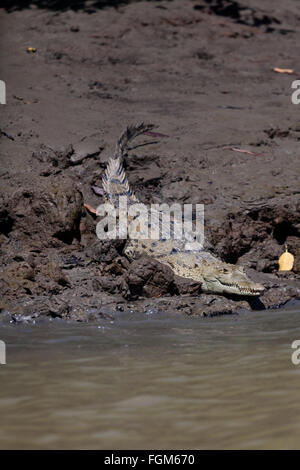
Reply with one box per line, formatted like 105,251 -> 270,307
33,143 -> 100,170
35,261 -> 70,292
32,144 -> 73,170
79,211 -> 98,247
122,256 -> 175,299
9,299 -> 51,323
92,275 -> 120,294
70,141 -> 101,165
56,144 -> 74,168
210,201 -> 300,274
6,176 -> 83,246
85,238 -> 126,263
260,287 -> 298,309
285,236 -> 300,273
0,258 -> 70,304
0,197 -> 13,235
174,275 -> 202,295
190,295 -> 249,317
127,294 -> 249,317
0,261 -> 36,298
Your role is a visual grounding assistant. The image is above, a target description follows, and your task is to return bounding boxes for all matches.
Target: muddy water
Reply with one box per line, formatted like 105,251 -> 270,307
0,304 -> 300,450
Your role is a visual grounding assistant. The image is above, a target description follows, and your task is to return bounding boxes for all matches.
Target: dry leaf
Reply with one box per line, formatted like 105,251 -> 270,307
278,246 -> 294,271
91,185 -> 104,196
143,130 -> 169,138
223,147 -> 261,156
272,67 -> 294,74
84,203 -> 99,215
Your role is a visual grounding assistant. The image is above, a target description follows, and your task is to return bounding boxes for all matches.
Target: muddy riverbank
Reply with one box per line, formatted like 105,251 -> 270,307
0,0 -> 299,322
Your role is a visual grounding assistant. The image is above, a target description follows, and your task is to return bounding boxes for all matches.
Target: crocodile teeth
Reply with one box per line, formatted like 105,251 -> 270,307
223,282 -> 260,294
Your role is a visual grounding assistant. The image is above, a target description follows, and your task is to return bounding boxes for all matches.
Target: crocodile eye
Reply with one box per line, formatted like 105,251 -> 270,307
223,268 -> 229,274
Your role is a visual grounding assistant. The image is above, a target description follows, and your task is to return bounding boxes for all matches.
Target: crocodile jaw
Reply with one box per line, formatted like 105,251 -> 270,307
201,265 -> 265,297
201,279 -> 264,296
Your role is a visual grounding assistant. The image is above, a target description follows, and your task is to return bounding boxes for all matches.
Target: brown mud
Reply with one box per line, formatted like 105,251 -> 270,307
0,0 -> 299,322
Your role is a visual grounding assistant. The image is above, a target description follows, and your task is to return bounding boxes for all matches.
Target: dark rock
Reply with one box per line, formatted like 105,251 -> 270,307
92,275 -> 120,294
6,177 -> 83,246
85,238 -> 126,263
35,261 -> 70,289
122,256 -> 175,299
174,275 -> 202,295
0,203 -> 14,236
188,295 -> 248,317
8,298 -> 52,323
69,141 -> 101,165
0,261 -> 36,298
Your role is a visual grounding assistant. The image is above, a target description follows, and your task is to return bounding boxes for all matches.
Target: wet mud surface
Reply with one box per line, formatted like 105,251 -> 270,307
0,0 -> 299,322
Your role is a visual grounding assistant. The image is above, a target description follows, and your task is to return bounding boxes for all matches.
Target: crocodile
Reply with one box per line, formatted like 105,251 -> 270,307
101,123 -> 265,297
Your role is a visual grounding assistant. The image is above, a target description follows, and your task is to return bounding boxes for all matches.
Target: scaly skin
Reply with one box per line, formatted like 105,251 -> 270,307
102,123 -> 265,297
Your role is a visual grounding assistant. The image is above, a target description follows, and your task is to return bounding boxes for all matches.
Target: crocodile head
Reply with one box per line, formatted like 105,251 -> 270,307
200,262 -> 265,296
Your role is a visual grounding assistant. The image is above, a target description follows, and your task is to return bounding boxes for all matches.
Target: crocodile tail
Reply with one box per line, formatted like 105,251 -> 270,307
102,122 -> 155,207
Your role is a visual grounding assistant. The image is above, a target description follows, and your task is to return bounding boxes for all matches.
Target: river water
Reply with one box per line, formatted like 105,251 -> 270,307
0,303 -> 300,450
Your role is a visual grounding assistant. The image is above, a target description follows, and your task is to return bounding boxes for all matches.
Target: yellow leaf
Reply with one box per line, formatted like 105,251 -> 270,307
278,246 -> 294,271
